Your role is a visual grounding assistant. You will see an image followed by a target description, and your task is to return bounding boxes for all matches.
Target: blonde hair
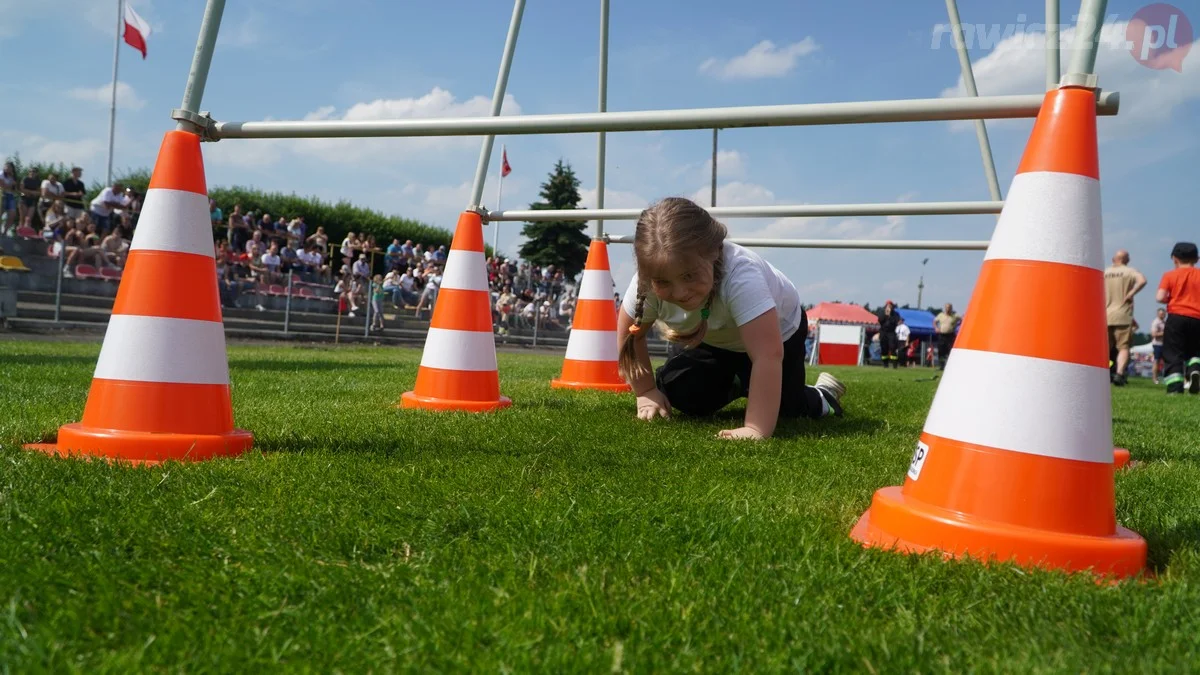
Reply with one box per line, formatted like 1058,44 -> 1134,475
617,197 -> 727,383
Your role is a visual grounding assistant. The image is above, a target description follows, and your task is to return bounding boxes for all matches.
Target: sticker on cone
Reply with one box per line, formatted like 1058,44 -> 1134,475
552,239 -> 630,392
26,130 -> 253,464
849,86 -> 1147,579
400,210 -> 511,412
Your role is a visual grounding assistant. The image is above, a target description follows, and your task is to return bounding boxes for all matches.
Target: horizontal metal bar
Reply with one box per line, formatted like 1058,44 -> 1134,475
208,91 -> 1119,140
605,235 -> 990,251
485,200 -> 1003,222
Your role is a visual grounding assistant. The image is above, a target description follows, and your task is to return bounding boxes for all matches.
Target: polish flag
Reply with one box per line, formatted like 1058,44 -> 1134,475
123,3 -> 151,59
501,148 -> 512,177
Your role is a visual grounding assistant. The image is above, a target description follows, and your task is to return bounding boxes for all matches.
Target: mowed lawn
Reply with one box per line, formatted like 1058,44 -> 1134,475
2,338 -> 1199,672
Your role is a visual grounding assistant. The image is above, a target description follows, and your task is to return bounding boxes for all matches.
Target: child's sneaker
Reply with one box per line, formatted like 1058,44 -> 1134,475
1188,369 -> 1200,395
815,372 -> 845,417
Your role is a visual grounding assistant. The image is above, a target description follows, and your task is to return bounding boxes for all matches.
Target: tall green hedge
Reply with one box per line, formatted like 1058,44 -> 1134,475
4,155 -> 458,256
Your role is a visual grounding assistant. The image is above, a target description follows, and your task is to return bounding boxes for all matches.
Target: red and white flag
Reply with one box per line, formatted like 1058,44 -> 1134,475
501,148 -> 512,177
123,2 -> 151,59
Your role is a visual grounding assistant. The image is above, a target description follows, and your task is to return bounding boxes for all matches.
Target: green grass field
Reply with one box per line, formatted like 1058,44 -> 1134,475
2,338 -> 1199,672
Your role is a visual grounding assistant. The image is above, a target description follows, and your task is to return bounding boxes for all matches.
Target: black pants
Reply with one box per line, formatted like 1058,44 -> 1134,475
1162,314 -> 1200,392
937,333 -> 955,369
655,313 -> 825,419
880,333 -> 898,367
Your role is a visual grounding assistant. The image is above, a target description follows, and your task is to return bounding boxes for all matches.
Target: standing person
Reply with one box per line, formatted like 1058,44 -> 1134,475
1155,242 -> 1200,395
1150,308 -> 1167,385
61,167 -> 87,219
934,303 -> 960,369
895,316 -> 910,368
617,197 -> 846,440
0,162 -> 17,233
1104,249 -> 1147,386
877,301 -> 900,368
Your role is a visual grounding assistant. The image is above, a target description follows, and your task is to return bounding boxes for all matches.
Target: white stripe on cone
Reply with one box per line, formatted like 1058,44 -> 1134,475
94,315 -> 229,384
419,327 -> 498,371
984,172 -> 1102,270
924,348 -> 1113,463
564,329 -> 619,361
818,324 -> 862,345
578,269 -> 614,301
440,250 -> 489,291
128,189 -> 216,258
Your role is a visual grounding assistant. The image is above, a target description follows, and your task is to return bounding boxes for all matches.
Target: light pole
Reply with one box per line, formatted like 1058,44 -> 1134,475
917,257 -> 929,308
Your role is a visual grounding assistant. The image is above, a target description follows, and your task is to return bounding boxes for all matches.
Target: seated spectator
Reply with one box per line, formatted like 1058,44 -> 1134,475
261,244 -> 282,284
306,225 -> 329,251
413,264 -> 442,317
100,229 -> 128,268
63,222 -> 105,276
43,200 -> 69,236
352,253 -> 370,280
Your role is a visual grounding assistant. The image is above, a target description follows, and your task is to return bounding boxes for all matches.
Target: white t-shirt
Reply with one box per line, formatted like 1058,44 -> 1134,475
261,252 -> 281,271
621,241 -> 803,352
40,180 -> 64,199
1151,317 -> 1166,345
89,187 -> 127,216
896,323 -> 911,342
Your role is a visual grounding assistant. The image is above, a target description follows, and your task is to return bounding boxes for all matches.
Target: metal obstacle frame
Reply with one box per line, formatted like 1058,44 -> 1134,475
169,0 -> 1115,253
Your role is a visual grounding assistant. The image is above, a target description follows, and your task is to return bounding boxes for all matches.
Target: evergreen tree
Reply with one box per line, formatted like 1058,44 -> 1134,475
518,159 -> 591,279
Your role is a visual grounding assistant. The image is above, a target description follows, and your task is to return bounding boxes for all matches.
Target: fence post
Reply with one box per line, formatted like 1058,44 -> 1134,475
54,245 -> 65,323
532,302 -> 539,348
364,279 -> 372,337
283,269 -> 293,334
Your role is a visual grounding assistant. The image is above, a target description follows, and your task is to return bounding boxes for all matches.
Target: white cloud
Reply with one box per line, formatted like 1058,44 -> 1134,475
66,81 -> 146,111
706,149 -> 746,178
218,11 -> 263,48
939,21 -> 1200,140
750,214 -> 907,240
699,38 -> 820,80
578,187 -> 650,210
0,131 -> 106,166
689,180 -> 776,207
292,87 -> 523,164
400,181 -> 472,214
0,0 -> 160,39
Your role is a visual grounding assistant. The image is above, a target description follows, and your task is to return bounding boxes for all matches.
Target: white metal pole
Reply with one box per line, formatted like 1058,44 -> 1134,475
945,0 -> 1003,202
605,235 -> 990,251
468,0 -> 526,209
1065,0 -> 1109,82
493,144 -> 505,252
487,200 -> 1004,222
177,0 -> 227,132
1046,0 -> 1061,90
106,0 -> 121,186
594,0 -> 610,239
711,128 -> 718,207
212,92 -> 1120,139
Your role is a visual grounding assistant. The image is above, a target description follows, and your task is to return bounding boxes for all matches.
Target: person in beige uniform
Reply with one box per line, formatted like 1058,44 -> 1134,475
1104,249 -> 1146,386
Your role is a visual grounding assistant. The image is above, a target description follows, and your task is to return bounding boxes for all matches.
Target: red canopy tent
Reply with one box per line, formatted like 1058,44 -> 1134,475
806,302 -> 880,327
806,302 -> 878,366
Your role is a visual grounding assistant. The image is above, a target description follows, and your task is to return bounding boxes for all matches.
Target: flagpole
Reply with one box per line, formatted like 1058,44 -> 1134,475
493,143 -> 505,252
106,0 -> 122,186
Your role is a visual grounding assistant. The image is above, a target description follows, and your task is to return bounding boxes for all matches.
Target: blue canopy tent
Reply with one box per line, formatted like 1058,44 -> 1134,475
895,308 -> 937,339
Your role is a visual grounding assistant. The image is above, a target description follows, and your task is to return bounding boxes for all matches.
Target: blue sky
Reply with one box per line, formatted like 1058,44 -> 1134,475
3,0 -> 1197,328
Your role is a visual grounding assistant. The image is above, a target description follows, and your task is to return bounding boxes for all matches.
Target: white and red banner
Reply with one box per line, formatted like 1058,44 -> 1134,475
124,2 -> 151,59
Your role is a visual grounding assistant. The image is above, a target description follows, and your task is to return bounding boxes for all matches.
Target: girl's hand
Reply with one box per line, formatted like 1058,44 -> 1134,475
636,389 -> 671,420
717,426 -> 767,440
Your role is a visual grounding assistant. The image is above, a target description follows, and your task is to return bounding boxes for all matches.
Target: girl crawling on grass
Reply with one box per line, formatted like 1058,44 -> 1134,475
617,197 -> 846,440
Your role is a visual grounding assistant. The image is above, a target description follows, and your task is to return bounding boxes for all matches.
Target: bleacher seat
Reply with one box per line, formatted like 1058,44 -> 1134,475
268,284 -> 286,296
74,264 -> 102,280
0,255 -> 31,272
15,226 -> 39,240
298,286 -> 315,298
99,267 -> 123,281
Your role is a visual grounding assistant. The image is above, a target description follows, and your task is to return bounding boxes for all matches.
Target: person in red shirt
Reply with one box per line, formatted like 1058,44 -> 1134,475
1155,242 -> 1200,394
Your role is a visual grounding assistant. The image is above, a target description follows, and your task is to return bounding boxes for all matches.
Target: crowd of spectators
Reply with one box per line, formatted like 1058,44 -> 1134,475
3,165 -> 586,335
0,163 -> 139,278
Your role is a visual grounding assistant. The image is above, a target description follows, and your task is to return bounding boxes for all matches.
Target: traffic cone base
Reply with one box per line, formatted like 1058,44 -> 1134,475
850,486 -> 1146,578
552,240 -> 631,392
400,211 -> 510,412
1113,447 -> 1131,469
27,423 -> 252,465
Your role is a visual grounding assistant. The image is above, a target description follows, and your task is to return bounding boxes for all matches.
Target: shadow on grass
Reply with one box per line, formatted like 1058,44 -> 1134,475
230,359 -> 408,373
2,354 -> 99,367
1139,517 -> 1200,574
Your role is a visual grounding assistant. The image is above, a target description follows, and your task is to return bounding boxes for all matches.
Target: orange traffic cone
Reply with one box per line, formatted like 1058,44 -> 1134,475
26,130 -> 253,464
849,86 -> 1146,579
1113,447 -> 1131,470
551,239 -> 630,392
400,210 -> 511,412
